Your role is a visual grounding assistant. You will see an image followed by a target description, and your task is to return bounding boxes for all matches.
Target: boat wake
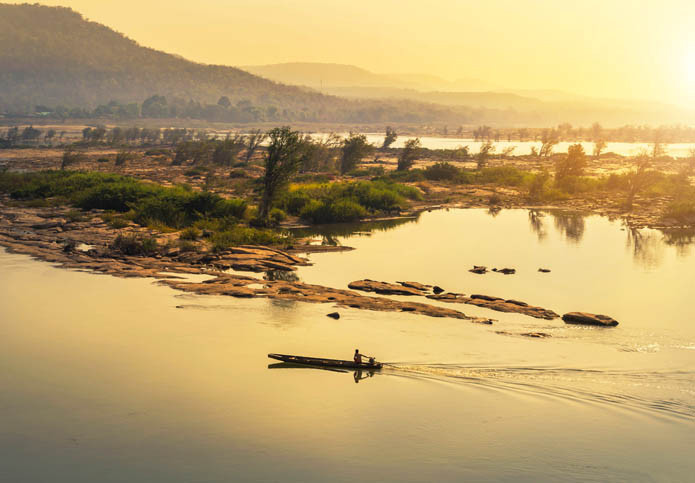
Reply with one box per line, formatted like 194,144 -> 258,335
380,363 -> 695,421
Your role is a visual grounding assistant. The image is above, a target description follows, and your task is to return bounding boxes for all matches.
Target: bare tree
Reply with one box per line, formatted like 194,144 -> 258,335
476,141 -> 495,169
244,129 -> 267,164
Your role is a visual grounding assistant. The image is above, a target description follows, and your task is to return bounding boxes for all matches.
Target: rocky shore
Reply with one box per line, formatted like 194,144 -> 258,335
0,202 -> 493,324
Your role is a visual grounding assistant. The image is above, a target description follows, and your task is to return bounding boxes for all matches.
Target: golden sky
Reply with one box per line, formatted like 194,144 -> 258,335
13,0 -> 695,104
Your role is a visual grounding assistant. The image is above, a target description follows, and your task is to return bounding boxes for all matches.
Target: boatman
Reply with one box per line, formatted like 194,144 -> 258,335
354,349 -> 363,365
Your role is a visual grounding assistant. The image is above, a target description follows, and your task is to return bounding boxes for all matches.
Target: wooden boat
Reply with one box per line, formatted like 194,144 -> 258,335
268,353 -> 383,369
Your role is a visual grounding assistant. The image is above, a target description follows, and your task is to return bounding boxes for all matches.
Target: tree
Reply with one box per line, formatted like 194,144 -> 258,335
593,139 -> 606,159
142,95 -> 168,118
476,141 -> 495,169
539,129 -> 559,158
397,138 -> 421,171
625,151 -> 654,210
556,143 -> 587,179
651,130 -> 665,161
259,127 -> 306,224
300,134 -> 341,172
61,147 -> 84,170
115,150 -> 135,167
217,96 -> 232,109
244,129 -> 267,164
382,126 -> 398,149
555,143 -> 587,192
340,133 -> 373,174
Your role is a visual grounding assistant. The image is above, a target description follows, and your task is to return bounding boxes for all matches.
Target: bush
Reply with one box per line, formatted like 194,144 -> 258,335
424,162 -> 460,181
299,199 -> 368,224
110,234 -> 159,256
664,200 -> 695,222
179,227 -> 201,240
269,208 -> 287,225
184,166 -> 208,177
211,226 -> 291,251
0,171 -> 247,229
281,179 -> 420,223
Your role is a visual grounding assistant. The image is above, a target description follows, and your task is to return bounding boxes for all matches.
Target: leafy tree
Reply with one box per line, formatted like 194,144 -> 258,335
217,96 -> 232,108
397,138 -> 421,171
340,133 -> 373,174
556,143 -> 587,179
259,127 -> 306,225
625,151 -> 654,210
142,95 -> 168,118
382,126 -> 398,149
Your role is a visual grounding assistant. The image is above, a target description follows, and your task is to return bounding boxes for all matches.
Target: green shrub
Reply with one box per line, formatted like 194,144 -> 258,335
184,166 -> 208,177
424,162 -> 461,181
110,234 -> 159,256
299,199 -> 367,224
109,217 -> 129,229
269,208 -> 287,225
211,227 -> 290,251
179,227 -> 201,240
664,200 -> 695,222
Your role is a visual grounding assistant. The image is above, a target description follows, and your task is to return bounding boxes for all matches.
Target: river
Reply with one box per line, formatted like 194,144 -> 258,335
320,133 -> 695,158
1,208 -> 693,482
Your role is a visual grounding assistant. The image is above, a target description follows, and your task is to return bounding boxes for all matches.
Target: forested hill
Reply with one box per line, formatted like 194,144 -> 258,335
0,3 -> 473,123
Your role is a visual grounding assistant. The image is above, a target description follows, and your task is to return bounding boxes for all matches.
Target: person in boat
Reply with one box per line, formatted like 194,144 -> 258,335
354,349 -> 376,366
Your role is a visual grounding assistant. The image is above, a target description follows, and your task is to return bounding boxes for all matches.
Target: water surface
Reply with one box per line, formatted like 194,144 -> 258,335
1,208 -> 694,482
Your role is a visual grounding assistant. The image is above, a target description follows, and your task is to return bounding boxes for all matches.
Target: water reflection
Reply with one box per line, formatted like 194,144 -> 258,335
291,215 -> 421,243
553,211 -> 586,243
662,229 -> 695,257
528,209 -> 547,241
625,226 -> 664,269
267,362 -> 378,383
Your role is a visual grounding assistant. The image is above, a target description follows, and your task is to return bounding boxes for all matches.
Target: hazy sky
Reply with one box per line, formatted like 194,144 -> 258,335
15,0 -> 695,104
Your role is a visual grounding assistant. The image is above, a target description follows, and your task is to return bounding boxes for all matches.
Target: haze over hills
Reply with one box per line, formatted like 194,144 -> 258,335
0,3 -> 480,123
0,3 -> 692,126
242,62 -> 498,92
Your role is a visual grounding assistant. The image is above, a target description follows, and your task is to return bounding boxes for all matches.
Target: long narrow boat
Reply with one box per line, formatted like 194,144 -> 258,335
268,353 -> 383,369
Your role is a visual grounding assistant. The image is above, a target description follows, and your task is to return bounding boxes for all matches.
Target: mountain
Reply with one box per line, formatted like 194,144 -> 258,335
243,62 -> 694,126
242,62 -> 496,92
0,4 -> 477,123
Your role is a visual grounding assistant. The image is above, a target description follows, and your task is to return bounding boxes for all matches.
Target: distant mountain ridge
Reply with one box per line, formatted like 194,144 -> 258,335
242,62 -> 497,92
0,4 -> 477,123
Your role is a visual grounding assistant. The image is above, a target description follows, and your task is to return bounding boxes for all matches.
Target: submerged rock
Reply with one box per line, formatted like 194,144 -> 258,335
326,312 -> 340,319
432,285 -> 445,294
538,268 -> 551,273
562,312 -> 619,327
493,268 -> 516,275
469,266 -> 487,274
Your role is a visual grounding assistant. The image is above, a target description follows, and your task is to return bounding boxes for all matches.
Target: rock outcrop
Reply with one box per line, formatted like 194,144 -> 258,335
562,312 -> 619,327
348,279 -> 426,296
428,292 -> 558,320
